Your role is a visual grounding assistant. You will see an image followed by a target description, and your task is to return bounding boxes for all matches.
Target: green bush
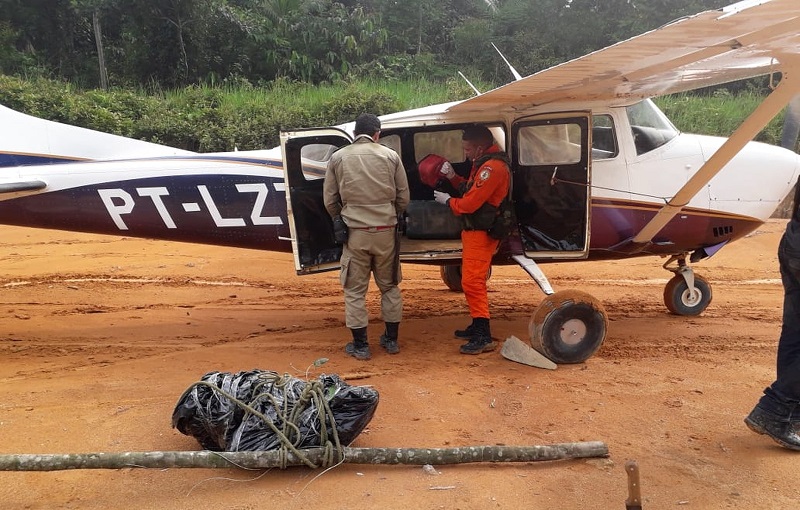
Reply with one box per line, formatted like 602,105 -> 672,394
0,75 -> 792,153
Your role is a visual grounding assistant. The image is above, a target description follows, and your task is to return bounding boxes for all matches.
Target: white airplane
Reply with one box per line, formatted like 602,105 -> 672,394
1,0 -> 799,364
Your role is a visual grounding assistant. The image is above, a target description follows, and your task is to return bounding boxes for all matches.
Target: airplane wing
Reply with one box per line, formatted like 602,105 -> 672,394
449,0 -> 800,113
0,104 -> 193,168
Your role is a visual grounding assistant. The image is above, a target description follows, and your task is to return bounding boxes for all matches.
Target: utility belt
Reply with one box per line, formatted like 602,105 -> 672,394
351,225 -> 395,232
461,202 -> 498,231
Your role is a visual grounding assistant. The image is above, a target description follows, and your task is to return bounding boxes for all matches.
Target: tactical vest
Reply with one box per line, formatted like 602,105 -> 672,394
460,152 -> 514,238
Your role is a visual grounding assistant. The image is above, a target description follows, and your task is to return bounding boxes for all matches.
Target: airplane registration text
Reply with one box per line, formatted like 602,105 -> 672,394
97,182 -> 286,230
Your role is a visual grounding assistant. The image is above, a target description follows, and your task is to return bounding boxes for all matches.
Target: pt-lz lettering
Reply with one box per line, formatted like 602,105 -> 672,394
97,182 -> 285,230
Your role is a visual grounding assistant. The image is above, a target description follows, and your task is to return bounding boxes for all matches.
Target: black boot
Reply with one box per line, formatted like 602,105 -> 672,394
459,318 -> 496,355
745,403 -> 800,450
454,319 -> 476,339
380,321 -> 400,354
345,327 -> 371,360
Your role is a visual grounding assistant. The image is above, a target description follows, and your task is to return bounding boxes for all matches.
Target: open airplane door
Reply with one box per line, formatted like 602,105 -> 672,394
511,113 -> 608,364
512,113 -> 592,260
280,128 -> 352,274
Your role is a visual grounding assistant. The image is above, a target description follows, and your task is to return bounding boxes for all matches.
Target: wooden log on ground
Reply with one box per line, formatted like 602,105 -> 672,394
0,441 -> 608,472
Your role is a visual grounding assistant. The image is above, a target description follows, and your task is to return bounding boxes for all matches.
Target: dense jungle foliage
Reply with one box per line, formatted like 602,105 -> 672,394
0,1 -> 791,155
2,0 -> 730,88
0,73 -> 787,153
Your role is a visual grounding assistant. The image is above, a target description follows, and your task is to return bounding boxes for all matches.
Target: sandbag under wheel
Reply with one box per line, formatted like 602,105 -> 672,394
439,264 -> 491,293
529,290 -> 608,364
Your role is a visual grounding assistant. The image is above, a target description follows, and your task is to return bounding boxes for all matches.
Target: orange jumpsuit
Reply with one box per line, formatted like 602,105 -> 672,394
447,145 -> 510,319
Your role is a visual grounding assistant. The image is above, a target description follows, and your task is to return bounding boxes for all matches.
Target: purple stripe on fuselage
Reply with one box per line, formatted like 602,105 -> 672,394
588,199 -> 762,259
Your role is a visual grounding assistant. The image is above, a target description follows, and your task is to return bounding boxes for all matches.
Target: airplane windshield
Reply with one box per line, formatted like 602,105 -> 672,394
626,99 -> 678,156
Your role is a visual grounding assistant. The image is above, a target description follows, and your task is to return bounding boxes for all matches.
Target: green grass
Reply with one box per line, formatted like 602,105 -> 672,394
0,74 -> 792,151
656,91 -> 785,145
164,77 -> 478,113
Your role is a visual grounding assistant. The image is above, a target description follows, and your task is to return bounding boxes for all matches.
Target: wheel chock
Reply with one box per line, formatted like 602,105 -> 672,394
500,335 -> 557,370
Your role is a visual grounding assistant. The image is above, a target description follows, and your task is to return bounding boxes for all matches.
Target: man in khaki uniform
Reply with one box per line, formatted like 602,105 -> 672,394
324,113 -> 410,360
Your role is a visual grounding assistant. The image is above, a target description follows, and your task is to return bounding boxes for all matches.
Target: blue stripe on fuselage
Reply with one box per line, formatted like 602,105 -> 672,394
0,153 -> 84,167
0,152 -> 284,169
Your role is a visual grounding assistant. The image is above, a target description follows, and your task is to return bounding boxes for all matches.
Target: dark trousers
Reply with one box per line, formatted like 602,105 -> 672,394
758,220 -> 800,419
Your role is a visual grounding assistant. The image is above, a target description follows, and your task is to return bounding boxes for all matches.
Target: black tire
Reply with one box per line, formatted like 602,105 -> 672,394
663,274 -> 712,316
440,265 -> 463,292
529,290 -> 608,364
439,264 -> 492,293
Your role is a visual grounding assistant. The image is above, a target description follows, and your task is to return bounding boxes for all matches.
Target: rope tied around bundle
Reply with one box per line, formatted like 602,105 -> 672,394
174,371 -> 346,469
0,368 -> 610,473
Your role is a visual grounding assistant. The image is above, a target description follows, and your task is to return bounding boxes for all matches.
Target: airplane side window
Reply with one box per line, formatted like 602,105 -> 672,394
380,134 -> 401,156
592,115 -> 618,159
413,130 -> 465,164
517,123 -> 581,166
626,99 -> 678,156
297,137 -> 401,180
300,143 -> 337,179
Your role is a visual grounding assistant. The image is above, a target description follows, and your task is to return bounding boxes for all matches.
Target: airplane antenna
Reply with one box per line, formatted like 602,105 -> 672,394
458,71 -> 481,96
491,42 -> 522,81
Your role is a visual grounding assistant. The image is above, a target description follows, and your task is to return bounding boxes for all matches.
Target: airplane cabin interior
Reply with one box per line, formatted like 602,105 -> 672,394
287,118 -> 593,270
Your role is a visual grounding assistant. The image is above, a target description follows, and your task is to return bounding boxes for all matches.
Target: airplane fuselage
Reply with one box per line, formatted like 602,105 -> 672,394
0,129 -> 792,266
1,98 -> 798,271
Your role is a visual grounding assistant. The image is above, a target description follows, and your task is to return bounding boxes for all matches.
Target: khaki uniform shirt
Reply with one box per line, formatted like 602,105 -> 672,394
323,135 -> 409,228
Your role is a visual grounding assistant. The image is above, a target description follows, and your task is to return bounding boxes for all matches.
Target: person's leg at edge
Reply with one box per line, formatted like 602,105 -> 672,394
745,238 -> 800,449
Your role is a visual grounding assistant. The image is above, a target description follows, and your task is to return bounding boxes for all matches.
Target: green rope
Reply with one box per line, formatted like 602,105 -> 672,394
174,372 -> 345,469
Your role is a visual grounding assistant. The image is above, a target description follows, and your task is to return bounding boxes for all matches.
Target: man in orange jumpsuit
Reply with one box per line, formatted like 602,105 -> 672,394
433,125 -> 510,354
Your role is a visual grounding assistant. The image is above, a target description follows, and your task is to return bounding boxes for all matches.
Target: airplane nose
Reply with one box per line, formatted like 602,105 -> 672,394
707,140 -> 800,221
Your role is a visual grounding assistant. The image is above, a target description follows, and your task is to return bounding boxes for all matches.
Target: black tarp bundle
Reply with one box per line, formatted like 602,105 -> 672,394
172,370 -> 379,452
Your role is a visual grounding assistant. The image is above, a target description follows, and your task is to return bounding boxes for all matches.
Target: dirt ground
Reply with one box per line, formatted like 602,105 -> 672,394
0,219 -> 798,509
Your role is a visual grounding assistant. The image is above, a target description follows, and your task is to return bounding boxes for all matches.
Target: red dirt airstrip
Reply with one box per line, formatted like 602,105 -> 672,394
0,220 -> 797,509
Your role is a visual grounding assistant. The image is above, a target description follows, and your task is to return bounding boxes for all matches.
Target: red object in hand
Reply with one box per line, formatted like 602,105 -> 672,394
417,154 -> 449,188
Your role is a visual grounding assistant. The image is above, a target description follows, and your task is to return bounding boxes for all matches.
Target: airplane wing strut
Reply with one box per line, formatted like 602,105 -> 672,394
627,67 -> 800,252
0,180 -> 47,193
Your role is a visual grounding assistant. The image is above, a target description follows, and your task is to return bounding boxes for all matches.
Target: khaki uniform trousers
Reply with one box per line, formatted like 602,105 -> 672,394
340,228 -> 402,329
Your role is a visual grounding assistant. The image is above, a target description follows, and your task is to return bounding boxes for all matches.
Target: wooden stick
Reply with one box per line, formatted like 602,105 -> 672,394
0,441 -> 608,472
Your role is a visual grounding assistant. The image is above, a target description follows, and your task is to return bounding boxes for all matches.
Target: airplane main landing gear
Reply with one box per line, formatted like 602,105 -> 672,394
439,265 -> 463,292
662,254 -> 712,316
439,264 -> 491,293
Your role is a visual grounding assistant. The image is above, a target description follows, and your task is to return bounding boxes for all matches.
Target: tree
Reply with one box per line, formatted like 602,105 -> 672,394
0,0 -> 742,88
71,0 -> 115,89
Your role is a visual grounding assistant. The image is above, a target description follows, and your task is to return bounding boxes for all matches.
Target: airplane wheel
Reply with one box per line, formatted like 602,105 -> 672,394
440,265 -> 463,292
664,274 -> 712,316
439,265 -> 492,293
529,290 -> 608,364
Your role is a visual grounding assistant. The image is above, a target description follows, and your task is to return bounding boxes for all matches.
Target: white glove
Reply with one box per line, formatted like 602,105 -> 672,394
439,161 -> 455,179
433,190 -> 452,205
